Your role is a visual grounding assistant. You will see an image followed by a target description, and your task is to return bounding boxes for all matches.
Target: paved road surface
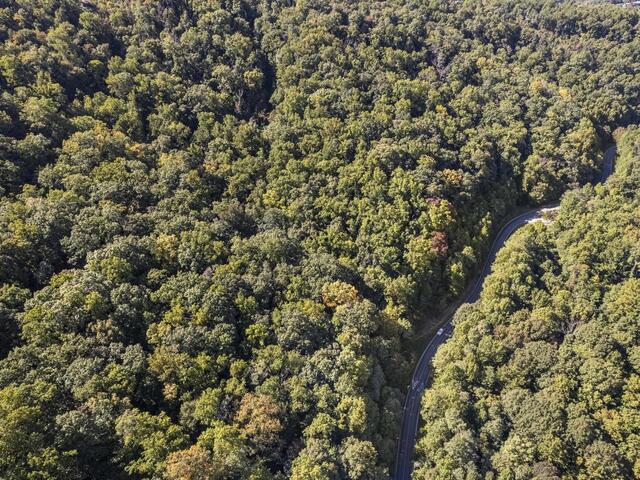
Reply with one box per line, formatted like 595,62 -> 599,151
393,145 -> 617,480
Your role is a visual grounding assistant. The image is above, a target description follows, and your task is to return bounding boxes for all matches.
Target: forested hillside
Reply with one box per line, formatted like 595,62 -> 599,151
415,127 -> 640,479
1,0 -> 639,478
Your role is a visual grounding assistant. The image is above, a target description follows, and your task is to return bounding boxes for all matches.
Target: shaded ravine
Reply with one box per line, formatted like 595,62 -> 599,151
393,145 -> 618,480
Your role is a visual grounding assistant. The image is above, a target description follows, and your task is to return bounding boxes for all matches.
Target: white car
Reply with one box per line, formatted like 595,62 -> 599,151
437,328 -> 444,336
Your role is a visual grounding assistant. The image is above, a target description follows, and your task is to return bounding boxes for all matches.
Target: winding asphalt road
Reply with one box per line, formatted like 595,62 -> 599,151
393,145 -> 617,480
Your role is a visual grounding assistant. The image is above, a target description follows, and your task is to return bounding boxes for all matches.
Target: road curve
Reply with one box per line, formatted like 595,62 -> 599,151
393,145 -> 617,480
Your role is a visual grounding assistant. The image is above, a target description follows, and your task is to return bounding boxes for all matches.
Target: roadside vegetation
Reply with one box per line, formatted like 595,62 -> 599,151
415,127 -> 640,479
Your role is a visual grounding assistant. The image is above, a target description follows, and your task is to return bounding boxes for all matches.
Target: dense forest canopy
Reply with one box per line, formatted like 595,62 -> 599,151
0,0 -> 639,478
415,127 -> 640,480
